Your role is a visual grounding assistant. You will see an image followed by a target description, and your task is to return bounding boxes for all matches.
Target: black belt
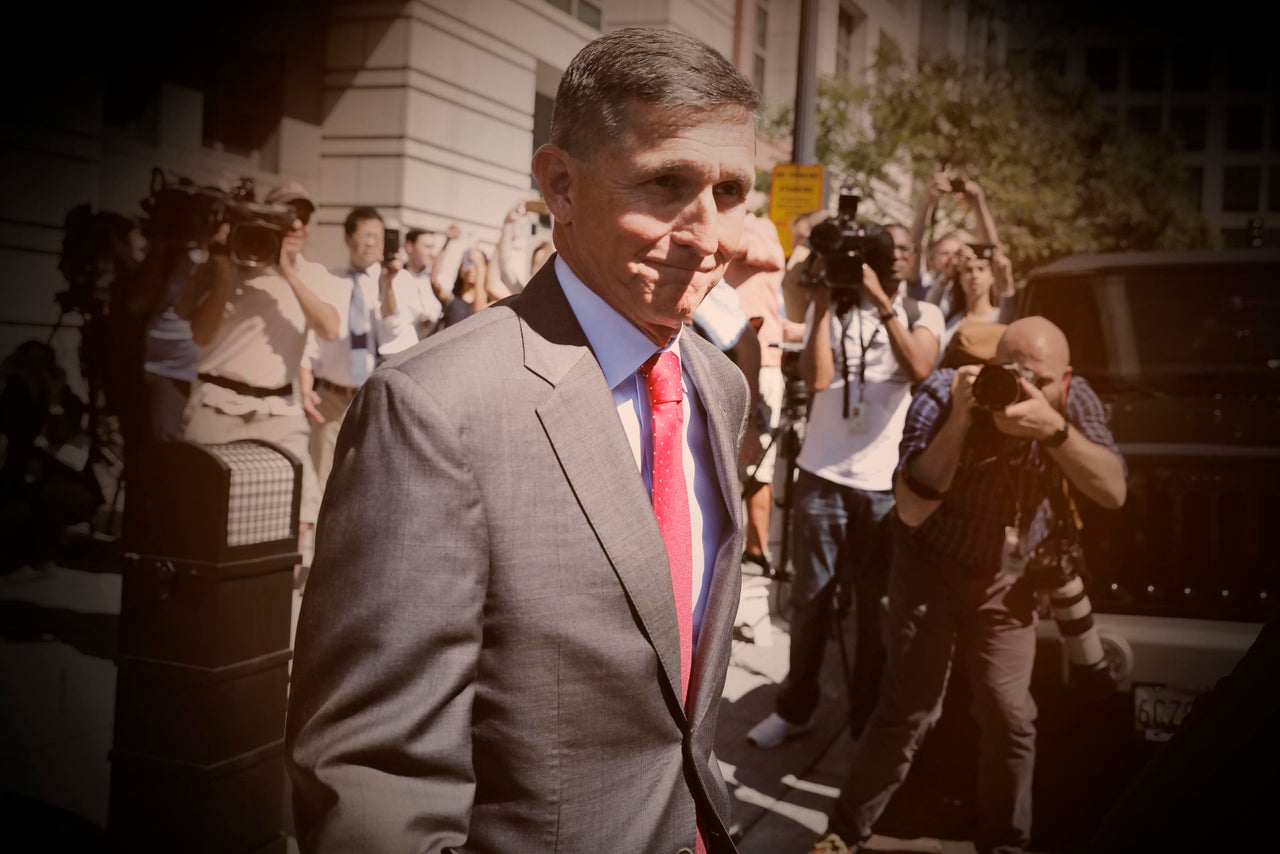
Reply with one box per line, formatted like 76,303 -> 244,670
314,377 -> 359,397
197,372 -> 293,398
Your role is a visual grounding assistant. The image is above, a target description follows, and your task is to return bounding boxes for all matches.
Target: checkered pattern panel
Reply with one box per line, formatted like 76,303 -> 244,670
205,442 -> 296,547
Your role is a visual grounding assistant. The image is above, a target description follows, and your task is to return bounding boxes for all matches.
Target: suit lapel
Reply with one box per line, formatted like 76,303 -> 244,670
519,268 -> 686,712
680,336 -> 747,730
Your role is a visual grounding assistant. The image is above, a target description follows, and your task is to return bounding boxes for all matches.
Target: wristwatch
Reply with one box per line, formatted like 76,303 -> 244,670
878,309 -> 897,323
1042,420 -> 1070,448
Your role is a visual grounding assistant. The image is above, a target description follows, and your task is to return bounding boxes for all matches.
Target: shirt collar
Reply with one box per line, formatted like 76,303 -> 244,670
555,255 -> 681,389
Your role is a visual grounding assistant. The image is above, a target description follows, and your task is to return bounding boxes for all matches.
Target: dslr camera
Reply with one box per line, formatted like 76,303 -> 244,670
139,169 -> 297,268
806,187 -> 896,294
971,361 -> 1037,410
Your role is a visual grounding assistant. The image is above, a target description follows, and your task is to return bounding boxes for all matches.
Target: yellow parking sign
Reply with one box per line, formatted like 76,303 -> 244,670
769,163 -> 826,257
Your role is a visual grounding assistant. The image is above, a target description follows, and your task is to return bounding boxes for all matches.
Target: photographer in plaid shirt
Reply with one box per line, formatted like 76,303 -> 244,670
810,315 -> 1126,854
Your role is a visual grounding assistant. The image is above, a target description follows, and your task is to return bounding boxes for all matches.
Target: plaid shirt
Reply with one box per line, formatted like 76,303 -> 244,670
896,369 -> 1122,570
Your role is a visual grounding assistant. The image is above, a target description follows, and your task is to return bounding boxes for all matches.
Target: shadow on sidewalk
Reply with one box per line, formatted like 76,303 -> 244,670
0,601 -> 118,660
0,793 -> 109,852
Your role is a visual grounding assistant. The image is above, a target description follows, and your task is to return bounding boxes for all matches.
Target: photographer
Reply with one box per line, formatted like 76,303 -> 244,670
177,181 -> 342,562
748,208 -> 943,750
937,242 -> 1018,365
300,206 -> 407,524
908,172 -> 1003,314
380,227 -> 445,351
809,317 -> 1126,854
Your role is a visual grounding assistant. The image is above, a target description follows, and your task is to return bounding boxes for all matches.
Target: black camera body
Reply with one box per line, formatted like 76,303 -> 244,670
806,187 -> 896,293
383,227 -> 401,267
972,362 -> 1036,410
138,170 -> 295,268
950,176 -> 967,194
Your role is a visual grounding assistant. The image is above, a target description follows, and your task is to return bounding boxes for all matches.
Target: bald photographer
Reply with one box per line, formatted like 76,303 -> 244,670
809,316 -> 1126,854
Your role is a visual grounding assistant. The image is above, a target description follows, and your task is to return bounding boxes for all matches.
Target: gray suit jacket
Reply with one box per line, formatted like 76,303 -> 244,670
286,263 -> 749,853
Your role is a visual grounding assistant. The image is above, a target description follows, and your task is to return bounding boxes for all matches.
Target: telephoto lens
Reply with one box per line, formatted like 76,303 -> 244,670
972,363 -> 1028,410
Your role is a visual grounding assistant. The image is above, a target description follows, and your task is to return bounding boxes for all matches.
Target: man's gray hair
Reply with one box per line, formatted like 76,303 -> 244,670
550,27 -> 761,159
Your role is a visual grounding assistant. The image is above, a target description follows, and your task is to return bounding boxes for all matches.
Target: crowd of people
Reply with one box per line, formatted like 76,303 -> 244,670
123,182 -> 556,585
1,25 -> 1137,854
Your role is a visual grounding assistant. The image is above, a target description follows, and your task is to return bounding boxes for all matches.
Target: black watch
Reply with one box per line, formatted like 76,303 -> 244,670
1042,420 -> 1070,448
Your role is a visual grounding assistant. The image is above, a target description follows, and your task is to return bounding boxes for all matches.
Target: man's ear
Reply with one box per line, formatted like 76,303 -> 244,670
531,144 -> 575,224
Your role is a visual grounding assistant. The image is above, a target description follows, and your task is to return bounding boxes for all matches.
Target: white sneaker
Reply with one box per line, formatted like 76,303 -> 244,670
747,712 -> 813,748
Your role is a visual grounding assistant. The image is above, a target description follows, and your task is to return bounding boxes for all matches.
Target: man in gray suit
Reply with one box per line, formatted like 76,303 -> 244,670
286,27 -> 760,853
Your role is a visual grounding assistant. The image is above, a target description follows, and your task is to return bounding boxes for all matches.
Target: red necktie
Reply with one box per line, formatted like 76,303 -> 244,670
639,350 -> 705,854
640,350 -> 694,703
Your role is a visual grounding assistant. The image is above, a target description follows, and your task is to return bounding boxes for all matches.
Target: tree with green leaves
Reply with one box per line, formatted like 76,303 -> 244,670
763,45 -> 1213,278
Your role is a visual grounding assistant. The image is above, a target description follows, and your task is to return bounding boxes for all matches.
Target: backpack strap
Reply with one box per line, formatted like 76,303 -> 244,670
903,296 -> 921,331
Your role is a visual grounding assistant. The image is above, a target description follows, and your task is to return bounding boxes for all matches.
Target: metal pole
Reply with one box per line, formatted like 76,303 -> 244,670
792,0 -> 819,165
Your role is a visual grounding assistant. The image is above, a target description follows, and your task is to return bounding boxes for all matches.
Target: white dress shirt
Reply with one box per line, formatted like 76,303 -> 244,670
306,262 -> 408,387
556,257 -> 727,646
380,266 -> 444,356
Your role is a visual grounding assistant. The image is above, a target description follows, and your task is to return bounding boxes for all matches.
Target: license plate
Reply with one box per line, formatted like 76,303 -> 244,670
1133,683 -> 1199,742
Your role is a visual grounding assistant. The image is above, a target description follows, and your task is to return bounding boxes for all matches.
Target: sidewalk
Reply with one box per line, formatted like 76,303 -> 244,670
1,541 -> 1000,853
723,565 -> 985,854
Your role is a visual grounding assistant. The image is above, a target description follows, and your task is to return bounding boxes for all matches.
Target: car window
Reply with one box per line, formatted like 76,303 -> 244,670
1025,262 -> 1280,389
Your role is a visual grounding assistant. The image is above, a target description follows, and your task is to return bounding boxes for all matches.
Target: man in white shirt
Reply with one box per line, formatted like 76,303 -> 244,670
177,181 -> 342,557
380,227 -> 445,354
300,206 -> 407,513
748,227 -> 944,749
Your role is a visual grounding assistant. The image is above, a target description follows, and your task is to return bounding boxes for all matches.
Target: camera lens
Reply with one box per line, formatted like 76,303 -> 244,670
809,220 -> 844,254
972,364 -> 1022,410
229,223 -> 282,267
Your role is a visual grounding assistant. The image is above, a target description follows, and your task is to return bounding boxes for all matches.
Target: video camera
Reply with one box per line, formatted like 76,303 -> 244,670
138,169 -> 297,268
806,187 -> 896,295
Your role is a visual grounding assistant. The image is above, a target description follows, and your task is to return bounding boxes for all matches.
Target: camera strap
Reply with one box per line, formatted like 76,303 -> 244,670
837,305 -> 880,419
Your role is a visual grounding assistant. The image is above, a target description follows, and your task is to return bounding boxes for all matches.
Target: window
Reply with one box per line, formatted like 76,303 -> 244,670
836,7 -> 854,80
1085,47 -> 1120,92
753,1 -> 768,94
1222,166 -> 1262,212
103,63 -> 160,144
1169,105 -> 1207,152
577,1 -> 601,29
543,0 -> 601,30
1035,49 -> 1067,78
1126,106 -> 1161,137
1226,52 -> 1266,92
201,51 -> 283,156
1171,45 -> 1211,91
1128,46 -> 1164,92
1185,166 -> 1204,209
1225,104 -> 1265,151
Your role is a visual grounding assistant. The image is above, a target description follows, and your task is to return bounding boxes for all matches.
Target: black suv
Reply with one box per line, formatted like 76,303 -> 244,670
1018,248 -> 1280,847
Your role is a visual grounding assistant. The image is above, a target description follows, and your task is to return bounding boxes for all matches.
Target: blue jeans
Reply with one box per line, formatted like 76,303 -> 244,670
776,469 -> 896,735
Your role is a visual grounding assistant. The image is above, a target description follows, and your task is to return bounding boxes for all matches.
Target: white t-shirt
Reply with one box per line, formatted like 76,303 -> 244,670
380,267 -> 443,356
692,279 -> 748,350
796,295 -> 944,491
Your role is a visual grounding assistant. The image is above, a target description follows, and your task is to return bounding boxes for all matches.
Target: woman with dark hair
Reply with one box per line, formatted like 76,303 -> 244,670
437,247 -> 495,331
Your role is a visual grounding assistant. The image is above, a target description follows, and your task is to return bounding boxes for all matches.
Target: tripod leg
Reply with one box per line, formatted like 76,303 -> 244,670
831,581 -> 861,736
